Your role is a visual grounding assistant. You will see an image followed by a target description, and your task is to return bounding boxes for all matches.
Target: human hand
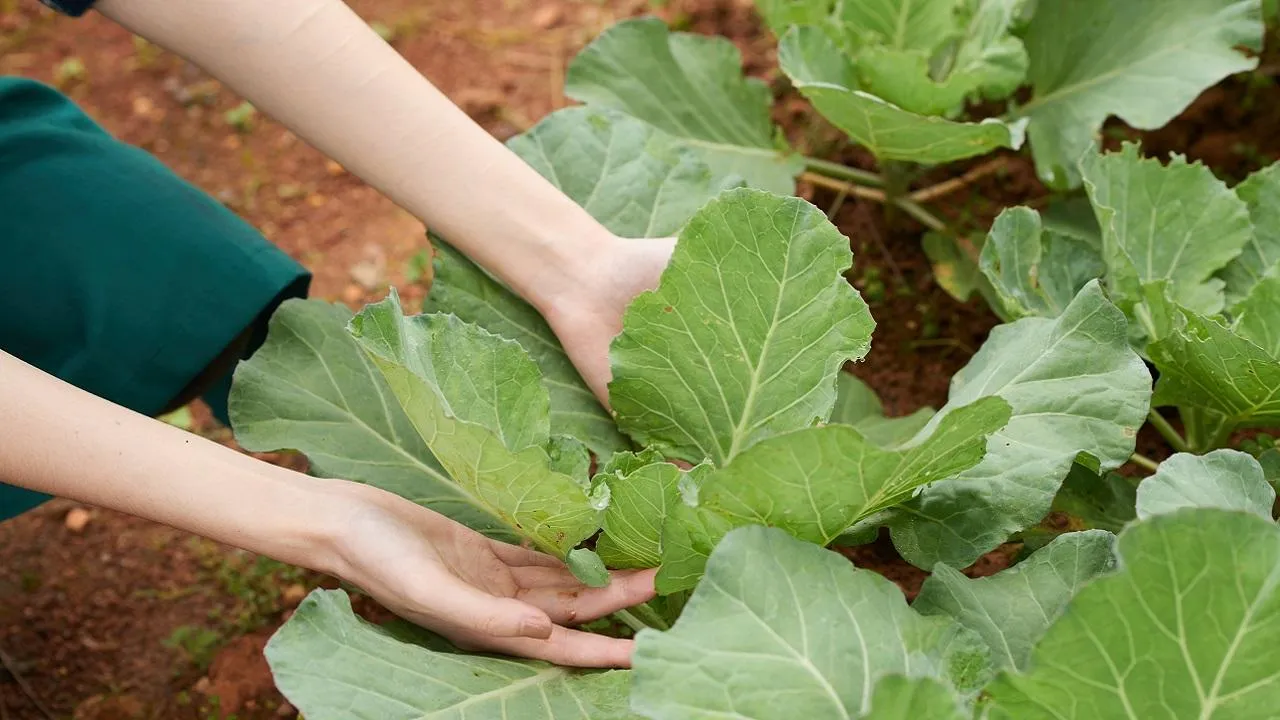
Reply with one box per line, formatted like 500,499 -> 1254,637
541,235 -> 676,406
0,352 -> 655,668
325,235 -> 671,666
328,483 -> 658,668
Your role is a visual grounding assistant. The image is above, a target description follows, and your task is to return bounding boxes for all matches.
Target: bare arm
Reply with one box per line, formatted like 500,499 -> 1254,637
1,349 -> 344,565
0,350 -> 654,667
93,0 -> 674,401
95,0 -> 608,313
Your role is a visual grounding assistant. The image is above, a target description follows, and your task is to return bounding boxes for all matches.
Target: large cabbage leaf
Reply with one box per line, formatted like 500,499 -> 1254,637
1018,0 -> 1263,187
979,206 -> 1105,321
1136,450 -> 1275,520
1081,144 -> 1252,320
914,530 -> 1116,671
1223,163 -> 1280,304
266,590 -> 638,720
987,509 -> 1280,718
350,293 -> 602,556
779,26 -> 1025,164
632,526 -> 992,719
229,300 -> 511,538
656,396 -> 1011,592
609,188 -> 873,465
565,18 -> 801,194
885,282 -> 1152,569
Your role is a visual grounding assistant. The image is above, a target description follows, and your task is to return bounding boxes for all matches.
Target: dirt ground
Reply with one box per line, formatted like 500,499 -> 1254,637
1,1 -> 1277,717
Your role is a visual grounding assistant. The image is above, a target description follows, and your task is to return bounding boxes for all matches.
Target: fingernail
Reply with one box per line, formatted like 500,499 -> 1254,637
521,613 -> 553,639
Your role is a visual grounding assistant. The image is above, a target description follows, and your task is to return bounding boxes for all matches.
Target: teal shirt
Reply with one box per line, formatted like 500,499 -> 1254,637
0,77 -> 310,519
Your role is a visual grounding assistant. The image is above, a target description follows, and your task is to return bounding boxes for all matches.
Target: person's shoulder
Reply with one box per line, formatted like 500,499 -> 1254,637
38,0 -> 96,18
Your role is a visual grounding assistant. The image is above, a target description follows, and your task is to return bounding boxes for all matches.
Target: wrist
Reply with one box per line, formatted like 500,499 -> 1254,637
297,478 -> 429,583
522,219 -> 622,318
255,469 -> 363,578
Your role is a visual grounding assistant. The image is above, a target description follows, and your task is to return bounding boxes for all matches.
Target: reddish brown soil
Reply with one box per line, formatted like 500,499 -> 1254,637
1,1 -> 1277,717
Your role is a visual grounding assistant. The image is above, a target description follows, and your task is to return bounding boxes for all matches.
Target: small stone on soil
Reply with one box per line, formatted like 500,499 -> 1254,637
65,507 -> 92,533
349,245 -> 388,290
280,583 -> 308,607
349,261 -> 383,291
532,5 -> 563,29
341,283 -> 366,306
130,95 -> 154,117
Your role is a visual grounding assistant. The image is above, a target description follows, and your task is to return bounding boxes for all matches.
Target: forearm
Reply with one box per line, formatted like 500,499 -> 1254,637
0,350 -> 346,574
95,0 -> 612,311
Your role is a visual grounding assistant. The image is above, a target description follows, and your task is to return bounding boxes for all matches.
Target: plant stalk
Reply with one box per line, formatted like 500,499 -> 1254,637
893,197 -> 948,233
1146,409 -> 1190,454
908,157 -> 1010,204
801,171 -> 887,202
628,601 -> 671,631
880,160 -> 912,227
801,172 -> 952,237
1181,407 -> 1234,454
613,609 -> 650,634
1129,453 -> 1159,473
1206,420 -> 1236,452
801,155 -> 884,187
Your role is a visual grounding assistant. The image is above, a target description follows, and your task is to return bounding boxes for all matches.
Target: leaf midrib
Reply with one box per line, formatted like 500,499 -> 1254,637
419,665 -> 582,719
724,203 -> 802,463
703,573 -> 853,720
291,603 -> 593,719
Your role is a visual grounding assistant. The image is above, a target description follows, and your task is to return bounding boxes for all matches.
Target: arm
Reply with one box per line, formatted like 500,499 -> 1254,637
0,350 -> 653,667
94,0 -> 674,402
1,349 -> 341,564
95,0 -> 609,319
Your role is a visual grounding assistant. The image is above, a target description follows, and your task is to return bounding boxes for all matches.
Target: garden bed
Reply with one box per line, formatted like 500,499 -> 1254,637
1,1 -> 1278,718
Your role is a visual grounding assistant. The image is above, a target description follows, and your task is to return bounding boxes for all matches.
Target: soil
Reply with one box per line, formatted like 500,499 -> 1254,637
1,1 -> 1277,717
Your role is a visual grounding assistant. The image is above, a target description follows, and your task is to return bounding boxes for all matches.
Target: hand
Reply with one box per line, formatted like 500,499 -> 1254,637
328,483 -> 658,668
542,235 -> 676,406
329,236 -> 672,666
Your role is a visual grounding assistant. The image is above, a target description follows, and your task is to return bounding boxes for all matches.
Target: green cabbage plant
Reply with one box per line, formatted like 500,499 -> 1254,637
224,1 -> 1280,716
230,106 -> 1226,718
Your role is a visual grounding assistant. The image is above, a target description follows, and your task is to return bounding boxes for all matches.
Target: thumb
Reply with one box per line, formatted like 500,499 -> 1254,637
418,575 -> 554,640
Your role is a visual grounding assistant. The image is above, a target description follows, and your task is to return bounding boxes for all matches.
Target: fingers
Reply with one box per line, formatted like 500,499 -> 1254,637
422,573 -> 555,640
515,568 -> 658,625
481,626 -> 637,669
486,539 -> 565,568
508,564 -> 580,587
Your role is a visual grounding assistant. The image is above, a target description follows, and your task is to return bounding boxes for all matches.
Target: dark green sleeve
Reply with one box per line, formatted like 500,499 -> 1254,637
0,77 -> 311,519
38,0 -> 96,17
